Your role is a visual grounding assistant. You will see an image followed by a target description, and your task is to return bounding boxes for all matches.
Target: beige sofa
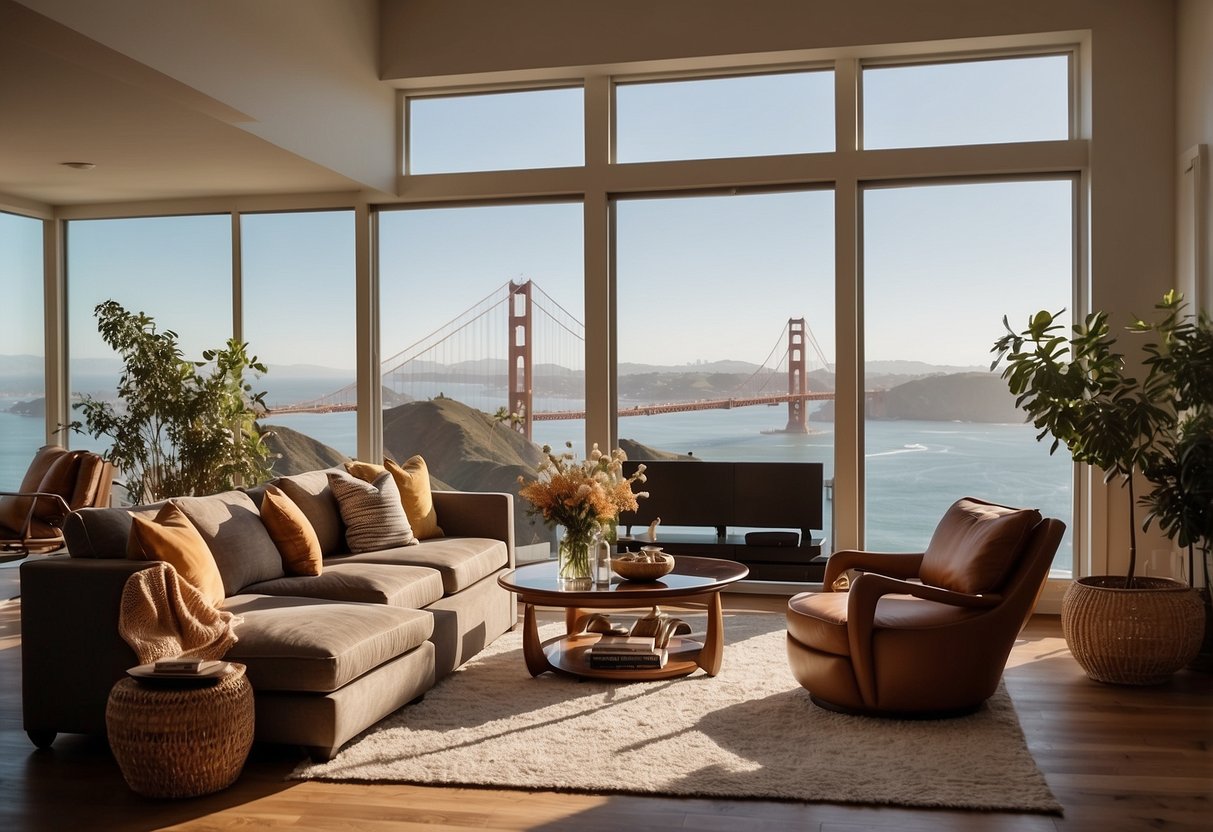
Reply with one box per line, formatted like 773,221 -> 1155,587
20,468 -> 517,760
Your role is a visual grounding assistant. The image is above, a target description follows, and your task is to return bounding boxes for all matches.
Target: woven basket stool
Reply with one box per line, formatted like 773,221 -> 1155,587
106,663 -> 254,798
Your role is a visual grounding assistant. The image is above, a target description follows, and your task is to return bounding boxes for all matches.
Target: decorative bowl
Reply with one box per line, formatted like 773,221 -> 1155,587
612,549 -> 675,581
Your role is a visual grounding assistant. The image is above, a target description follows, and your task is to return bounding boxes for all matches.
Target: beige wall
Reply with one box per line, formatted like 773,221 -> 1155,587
381,0 -> 1178,578
1177,0 -> 1213,313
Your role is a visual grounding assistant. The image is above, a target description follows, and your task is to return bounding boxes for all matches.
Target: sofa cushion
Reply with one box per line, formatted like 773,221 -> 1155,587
129,502 -> 225,607
260,484 -> 323,576
241,563 -> 444,609
329,537 -> 508,595
920,498 -> 1041,595
176,491 -> 285,596
327,470 -> 417,552
221,595 -> 434,693
274,469 -> 345,556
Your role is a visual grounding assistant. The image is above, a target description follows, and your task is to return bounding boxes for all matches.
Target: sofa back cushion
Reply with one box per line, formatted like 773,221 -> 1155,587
274,469 -> 345,556
176,491 -> 285,595
920,497 -> 1042,595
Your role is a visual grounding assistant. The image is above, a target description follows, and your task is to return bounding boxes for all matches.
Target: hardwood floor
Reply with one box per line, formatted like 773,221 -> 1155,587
1,593 -> 1209,831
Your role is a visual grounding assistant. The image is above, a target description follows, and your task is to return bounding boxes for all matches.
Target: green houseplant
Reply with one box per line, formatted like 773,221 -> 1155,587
71,300 -> 274,504
991,290 -> 1208,684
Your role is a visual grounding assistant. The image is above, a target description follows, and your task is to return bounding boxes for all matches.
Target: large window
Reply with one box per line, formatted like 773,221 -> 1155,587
0,212 -> 44,489
66,215 -> 232,456
378,202 -> 585,557
862,179 -> 1074,573
241,210 -> 357,464
614,190 -> 835,546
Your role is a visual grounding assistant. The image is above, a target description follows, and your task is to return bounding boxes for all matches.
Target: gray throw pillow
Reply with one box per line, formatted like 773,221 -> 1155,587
326,470 -> 418,553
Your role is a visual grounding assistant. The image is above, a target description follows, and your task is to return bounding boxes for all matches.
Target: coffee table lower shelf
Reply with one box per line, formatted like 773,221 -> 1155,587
540,632 -> 705,681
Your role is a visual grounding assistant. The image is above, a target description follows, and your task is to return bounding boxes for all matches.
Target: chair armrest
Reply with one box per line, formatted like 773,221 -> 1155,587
823,550 -> 925,588
844,572 -> 1000,707
431,491 -> 516,568
0,491 -> 73,537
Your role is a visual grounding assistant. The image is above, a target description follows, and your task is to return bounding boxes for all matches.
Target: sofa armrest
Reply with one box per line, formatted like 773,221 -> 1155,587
20,556 -> 156,739
431,490 -> 515,568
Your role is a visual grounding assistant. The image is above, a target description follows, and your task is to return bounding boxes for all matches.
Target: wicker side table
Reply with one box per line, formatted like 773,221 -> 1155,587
106,663 -> 254,798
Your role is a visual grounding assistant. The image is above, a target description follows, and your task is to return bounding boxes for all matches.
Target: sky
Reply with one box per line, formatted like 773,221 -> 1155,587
1,54 -> 1073,374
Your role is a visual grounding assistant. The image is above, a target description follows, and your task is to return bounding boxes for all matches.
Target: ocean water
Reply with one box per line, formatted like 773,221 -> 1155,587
1,398 -> 1073,573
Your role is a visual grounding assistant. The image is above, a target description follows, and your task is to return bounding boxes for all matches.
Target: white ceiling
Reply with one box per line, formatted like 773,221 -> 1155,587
0,0 -> 390,208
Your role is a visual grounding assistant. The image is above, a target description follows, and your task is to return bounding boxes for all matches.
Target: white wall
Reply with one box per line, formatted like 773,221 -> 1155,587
1177,0 -> 1213,313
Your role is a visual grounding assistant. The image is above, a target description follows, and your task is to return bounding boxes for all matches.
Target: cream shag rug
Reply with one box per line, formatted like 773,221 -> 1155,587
292,614 -> 1060,813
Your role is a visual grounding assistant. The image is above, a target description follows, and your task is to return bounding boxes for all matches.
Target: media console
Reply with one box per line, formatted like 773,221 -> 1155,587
617,460 -> 828,583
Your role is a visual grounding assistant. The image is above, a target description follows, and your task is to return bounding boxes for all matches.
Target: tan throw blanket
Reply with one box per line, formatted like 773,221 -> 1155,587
118,561 -> 241,664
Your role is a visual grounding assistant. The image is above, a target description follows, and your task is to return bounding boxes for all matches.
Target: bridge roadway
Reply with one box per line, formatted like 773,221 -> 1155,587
269,391 -> 837,419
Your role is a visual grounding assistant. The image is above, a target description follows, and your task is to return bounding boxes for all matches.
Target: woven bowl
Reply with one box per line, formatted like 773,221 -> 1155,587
612,553 -> 675,581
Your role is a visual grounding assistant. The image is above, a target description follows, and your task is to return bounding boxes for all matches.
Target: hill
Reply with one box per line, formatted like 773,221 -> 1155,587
262,424 -> 351,476
815,372 -> 1025,423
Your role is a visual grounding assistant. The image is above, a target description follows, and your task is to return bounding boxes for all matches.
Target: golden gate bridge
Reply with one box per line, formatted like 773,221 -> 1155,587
269,279 -> 836,438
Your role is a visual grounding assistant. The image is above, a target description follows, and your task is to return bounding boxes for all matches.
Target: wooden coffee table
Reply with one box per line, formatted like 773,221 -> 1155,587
497,555 -> 749,680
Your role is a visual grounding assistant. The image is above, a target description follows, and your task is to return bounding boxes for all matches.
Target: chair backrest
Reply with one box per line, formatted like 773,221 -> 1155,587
0,446 -> 114,534
919,496 -> 1043,595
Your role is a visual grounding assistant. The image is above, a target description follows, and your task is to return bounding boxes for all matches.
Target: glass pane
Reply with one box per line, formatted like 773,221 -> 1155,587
863,55 -> 1069,149
614,191 -> 835,570
379,203 -> 584,561
242,210 -> 357,466
863,180 -> 1074,575
408,87 -> 583,174
66,215 -> 232,458
0,212 -> 45,489
616,71 -> 834,163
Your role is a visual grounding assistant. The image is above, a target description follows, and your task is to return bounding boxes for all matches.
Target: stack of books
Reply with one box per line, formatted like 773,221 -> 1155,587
587,635 -> 668,670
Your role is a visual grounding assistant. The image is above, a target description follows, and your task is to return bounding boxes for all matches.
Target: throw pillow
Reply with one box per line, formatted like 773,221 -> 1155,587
130,502 -> 225,607
176,491 -> 286,596
327,470 -> 417,553
260,484 -> 323,576
385,456 -> 444,540
345,457 -> 444,540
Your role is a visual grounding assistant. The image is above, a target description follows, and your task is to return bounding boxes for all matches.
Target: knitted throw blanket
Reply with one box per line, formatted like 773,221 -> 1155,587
118,561 -> 241,664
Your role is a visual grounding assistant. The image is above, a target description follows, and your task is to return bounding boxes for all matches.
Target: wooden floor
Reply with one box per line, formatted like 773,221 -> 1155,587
1,591 -> 1210,832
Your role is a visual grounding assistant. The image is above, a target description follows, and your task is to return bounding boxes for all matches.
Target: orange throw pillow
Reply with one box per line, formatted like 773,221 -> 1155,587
261,484 -> 323,576
385,456 -> 443,540
130,502 -> 225,607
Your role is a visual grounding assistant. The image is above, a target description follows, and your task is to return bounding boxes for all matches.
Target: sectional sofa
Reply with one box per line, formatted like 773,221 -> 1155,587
20,467 -> 517,760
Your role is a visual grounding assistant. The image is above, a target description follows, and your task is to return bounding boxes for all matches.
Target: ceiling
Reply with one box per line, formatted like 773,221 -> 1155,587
0,0 -> 386,208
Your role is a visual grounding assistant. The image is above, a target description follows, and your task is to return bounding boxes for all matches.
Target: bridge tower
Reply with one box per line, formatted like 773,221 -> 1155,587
508,280 -> 533,438
785,317 -> 808,433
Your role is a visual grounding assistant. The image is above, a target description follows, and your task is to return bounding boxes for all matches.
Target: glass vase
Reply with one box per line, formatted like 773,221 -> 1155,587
558,524 -> 596,587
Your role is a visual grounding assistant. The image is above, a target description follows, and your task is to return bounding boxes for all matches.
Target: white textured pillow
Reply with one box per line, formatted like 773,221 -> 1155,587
326,470 -> 417,553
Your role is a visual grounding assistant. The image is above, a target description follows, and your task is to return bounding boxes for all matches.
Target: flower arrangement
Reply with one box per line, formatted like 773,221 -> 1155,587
518,443 -> 648,581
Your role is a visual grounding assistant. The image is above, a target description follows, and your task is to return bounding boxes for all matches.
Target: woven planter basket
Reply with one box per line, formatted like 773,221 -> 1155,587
1062,577 -> 1206,685
106,663 -> 254,798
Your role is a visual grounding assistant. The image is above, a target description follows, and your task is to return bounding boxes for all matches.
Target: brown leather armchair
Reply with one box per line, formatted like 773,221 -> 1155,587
0,445 -> 115,558
786,497 -> 1065,717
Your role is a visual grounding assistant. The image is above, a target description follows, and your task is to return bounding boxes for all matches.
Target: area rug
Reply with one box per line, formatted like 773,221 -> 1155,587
292,613 -> 1061,814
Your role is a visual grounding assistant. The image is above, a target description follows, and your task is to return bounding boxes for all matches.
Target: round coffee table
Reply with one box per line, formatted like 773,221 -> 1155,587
498,555 -> 749,680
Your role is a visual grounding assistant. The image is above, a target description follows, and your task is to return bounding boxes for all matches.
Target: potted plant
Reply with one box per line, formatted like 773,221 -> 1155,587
70,300 -> 274,503
991,290 -> 1207,684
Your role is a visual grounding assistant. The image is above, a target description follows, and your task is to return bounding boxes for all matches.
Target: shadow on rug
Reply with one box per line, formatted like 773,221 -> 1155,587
292,613 -> 1060,814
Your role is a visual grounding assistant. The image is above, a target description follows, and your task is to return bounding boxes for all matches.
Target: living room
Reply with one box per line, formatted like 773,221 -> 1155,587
1,1 -> 1211,830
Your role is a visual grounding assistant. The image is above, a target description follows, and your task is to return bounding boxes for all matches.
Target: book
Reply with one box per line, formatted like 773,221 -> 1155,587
591,635 -> 657,654
588,648 -> 668,670
153,657 -> 204,674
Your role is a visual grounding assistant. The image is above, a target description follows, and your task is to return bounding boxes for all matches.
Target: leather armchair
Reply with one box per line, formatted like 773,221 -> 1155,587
786,497 -> 1065,716
0,445 -> 115,557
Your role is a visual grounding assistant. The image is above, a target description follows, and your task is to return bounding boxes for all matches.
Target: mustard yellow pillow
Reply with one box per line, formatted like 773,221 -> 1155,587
260,484 -> 323,576
130,502 -> 225,607
385,456 -> 443,540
